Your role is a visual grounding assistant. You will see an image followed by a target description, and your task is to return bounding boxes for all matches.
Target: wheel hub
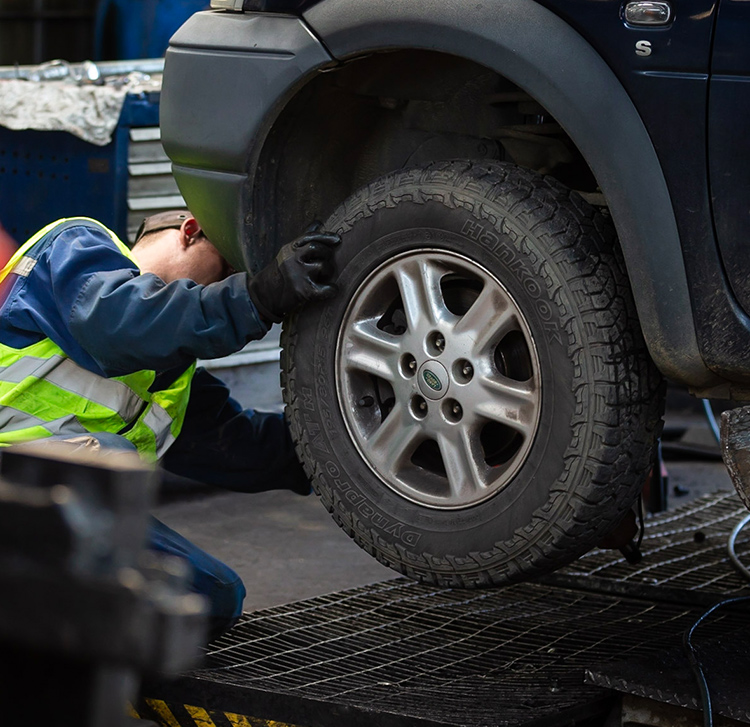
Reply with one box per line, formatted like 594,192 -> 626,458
336,249 -> 542,510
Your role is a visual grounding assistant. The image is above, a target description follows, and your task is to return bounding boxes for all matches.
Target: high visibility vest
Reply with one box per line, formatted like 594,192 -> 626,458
0,218 -> 195,462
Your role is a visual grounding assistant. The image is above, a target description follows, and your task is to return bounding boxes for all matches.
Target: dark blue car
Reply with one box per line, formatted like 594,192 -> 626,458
161,0 -> 750,585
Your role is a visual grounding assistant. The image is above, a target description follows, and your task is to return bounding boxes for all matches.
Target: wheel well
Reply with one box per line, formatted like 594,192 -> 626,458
254,49 -> 601,255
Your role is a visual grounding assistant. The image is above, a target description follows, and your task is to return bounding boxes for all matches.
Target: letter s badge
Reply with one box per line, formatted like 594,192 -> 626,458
635,40 -> 652,57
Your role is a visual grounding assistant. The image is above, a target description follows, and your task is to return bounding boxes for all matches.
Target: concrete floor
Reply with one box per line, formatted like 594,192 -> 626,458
153,361 -> 736,612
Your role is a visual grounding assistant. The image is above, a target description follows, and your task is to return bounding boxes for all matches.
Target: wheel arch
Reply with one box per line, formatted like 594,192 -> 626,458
250,0 -> 716,386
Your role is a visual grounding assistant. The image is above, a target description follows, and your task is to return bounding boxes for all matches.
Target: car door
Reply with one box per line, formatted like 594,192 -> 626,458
708,0 -> 750,316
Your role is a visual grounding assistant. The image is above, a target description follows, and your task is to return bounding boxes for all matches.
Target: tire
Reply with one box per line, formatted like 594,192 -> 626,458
281,160 -> 664,587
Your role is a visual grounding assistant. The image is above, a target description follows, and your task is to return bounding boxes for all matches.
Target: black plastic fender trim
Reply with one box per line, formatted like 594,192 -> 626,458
162,12 -> 331,173
303,0 -> 718,388
161,11 -> 333,271
170,165 -> 248,273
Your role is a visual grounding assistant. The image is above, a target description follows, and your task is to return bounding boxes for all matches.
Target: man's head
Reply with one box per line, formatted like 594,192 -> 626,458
132,210 -> 232,285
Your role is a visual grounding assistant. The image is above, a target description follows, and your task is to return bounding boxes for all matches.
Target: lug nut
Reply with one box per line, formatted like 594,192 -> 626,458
442,398 -> 463,423
435,335 -> 445,351
454,359 -> 474,384
411,395 -> 429,419
358,396 -> 375,407
401,354 -> 418,378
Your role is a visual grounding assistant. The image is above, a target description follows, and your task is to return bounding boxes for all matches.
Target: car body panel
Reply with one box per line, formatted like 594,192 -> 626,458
301,0 -> 716,387
161,0 -> 750,389
709,2 -> 750,317
531,0 -> 750,385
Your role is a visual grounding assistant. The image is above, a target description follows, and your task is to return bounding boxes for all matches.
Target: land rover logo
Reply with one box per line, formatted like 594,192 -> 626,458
423,369 -> 442,391
418,361 -> 449,400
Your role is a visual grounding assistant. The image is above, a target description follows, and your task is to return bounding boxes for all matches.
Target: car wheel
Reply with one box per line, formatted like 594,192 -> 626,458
281,160 -> 663,586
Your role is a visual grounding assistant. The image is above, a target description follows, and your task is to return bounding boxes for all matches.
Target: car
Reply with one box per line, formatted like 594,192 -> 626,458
160,0 -> 750,587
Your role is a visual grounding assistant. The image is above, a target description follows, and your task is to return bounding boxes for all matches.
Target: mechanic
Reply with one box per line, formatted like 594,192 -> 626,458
0,211 -> 340,637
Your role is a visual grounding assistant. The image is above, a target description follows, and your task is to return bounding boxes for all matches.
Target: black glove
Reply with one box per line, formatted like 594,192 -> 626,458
247,222 -> 341,324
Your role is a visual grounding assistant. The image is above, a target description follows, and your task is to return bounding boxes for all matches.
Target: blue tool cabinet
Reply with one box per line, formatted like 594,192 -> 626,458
0,90 -> 160,246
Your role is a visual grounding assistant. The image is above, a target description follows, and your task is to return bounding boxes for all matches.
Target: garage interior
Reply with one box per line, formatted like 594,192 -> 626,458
0,3 -> 749,727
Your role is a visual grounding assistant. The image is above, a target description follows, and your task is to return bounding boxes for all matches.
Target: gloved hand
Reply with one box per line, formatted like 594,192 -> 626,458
246,222 -> 341,324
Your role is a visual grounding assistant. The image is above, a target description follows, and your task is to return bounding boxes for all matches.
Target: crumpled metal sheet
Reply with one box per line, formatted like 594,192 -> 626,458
0,80 -> 128,146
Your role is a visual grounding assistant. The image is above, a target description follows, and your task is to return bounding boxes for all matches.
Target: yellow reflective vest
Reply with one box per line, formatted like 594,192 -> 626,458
0,218 -> 194,461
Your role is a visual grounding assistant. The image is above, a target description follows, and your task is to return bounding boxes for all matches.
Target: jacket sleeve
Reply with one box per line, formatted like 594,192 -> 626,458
48,225 -> 268,376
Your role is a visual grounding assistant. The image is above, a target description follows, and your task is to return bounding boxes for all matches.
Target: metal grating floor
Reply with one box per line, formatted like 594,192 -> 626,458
558,491 -> 750,598
143,493 -> 750,727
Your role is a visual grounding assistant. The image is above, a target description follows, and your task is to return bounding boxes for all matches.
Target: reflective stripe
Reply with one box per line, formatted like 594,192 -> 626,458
14,257 -> 36,277
0,425 -> 55,445
0,377 -> 126,433
0,219 -> 65,286
0,405 -> 88,437
0,219 -> 193,460
142,402 -> 176,458
42,416 -> 89,437
45,359 -> 144,423
0,405 -> 46,431
0,354 -> 144,423
0,355 -> 56,383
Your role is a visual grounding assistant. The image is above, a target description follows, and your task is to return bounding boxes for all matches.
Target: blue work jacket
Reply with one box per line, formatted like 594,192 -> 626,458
0,219 -> 307,493
0,218 -> 267,378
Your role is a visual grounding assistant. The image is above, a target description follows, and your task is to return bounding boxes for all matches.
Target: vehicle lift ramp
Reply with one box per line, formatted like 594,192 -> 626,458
138,492 -> 750,727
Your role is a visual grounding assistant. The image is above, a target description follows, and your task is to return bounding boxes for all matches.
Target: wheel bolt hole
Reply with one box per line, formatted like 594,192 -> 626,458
442,399 -> 463,423
427,331 -> 445,356
453,359 -> 474,384
411,395 -> 428,419
401,353 -> 418,378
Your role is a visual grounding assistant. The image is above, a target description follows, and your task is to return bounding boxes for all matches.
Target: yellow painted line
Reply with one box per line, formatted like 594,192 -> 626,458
225,714 -> 253,727
145,699 -> 183,727
184,705 -> 217,726
143,698 -> 301,727
225,715 -> 300,727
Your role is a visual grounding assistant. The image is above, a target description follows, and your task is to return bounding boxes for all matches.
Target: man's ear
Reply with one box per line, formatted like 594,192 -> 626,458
180,218 -> 202,247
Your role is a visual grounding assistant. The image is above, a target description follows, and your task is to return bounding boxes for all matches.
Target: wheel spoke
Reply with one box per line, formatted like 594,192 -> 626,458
472,375 -> 538,436
364,407 -> 422,478
437,429 -> 486,500
453,285 -> 516,355
394,258 -> 447,333
343,319 -> 401,381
